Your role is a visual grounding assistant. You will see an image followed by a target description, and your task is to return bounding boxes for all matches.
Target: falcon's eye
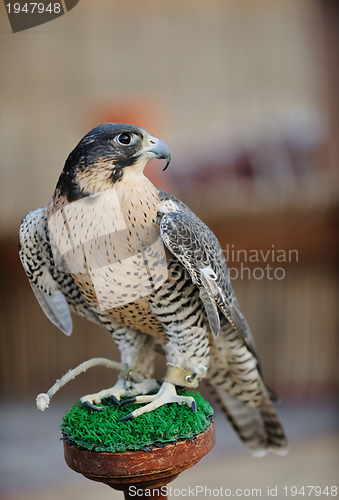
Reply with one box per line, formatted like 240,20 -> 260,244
117,133 -> 133,146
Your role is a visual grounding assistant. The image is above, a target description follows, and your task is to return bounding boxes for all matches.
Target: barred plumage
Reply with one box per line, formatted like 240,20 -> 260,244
19,123 -> 288,456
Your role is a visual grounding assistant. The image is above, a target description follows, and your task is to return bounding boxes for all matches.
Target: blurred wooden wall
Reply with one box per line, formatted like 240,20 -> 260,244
0,0 -> 324,235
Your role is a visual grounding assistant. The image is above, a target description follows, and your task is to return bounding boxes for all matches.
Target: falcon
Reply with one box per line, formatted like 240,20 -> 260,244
19,123 -> 288,456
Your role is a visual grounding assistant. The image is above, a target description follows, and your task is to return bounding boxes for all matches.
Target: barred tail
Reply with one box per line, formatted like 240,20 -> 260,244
205,381 -> 288,457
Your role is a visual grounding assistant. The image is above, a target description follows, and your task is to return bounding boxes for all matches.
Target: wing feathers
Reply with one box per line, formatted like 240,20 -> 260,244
199,288 -> 220,338
30,284 -> 72,336
19,208 -> 73,336
159,197 -> 264,374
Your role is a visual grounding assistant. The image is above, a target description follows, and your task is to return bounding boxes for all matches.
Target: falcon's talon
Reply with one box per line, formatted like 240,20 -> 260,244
110,395 -> 121,406
119,413 -> 134,422
83,400 -> 104,411
191,400 -> 197,412
120,397 -> 137,407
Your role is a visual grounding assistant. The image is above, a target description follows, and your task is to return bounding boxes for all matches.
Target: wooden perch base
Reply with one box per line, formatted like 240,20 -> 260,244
64,423 -> 215,499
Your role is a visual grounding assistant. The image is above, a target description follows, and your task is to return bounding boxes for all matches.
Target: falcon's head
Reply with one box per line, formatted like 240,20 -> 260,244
56,123 -> 171,202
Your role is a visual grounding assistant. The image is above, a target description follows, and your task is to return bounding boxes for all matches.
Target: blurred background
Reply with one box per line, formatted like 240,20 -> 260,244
0,0 -> 338,499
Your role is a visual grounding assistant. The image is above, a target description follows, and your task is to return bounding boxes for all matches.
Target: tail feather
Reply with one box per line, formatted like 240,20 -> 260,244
205,381 -> 288,456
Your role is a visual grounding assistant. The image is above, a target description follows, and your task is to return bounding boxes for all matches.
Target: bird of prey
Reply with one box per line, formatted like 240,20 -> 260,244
19,123 -> 288,456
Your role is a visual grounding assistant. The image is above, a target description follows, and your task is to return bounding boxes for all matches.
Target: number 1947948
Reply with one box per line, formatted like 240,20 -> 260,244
283,486 -> 337,496
6,3 -> 62,14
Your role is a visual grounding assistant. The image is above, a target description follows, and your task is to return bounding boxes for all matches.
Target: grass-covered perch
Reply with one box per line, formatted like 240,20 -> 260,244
61,389 -> 214,453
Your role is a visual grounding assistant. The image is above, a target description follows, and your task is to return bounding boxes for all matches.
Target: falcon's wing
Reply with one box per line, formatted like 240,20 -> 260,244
19,207 -> 104,335
158,191 -> 262,366
19,207 -> 73,335
30,282 -> 72,336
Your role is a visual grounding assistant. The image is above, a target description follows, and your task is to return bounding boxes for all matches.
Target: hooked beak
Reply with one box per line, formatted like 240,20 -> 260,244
146,138 -> 171,171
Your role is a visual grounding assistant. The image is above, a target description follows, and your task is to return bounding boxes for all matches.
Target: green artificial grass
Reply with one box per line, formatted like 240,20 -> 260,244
60,389 -> 214,453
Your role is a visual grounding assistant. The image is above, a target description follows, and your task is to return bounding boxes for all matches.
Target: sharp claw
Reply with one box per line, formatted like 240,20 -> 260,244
191,400 -> 197,412
120,397 -> 137,407
110,395 -> 121,406
119,412 -> 134,422
83,400 -> 104,411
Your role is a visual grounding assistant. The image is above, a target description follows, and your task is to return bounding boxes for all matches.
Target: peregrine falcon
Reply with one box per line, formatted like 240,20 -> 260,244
19,123 -> 288,456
